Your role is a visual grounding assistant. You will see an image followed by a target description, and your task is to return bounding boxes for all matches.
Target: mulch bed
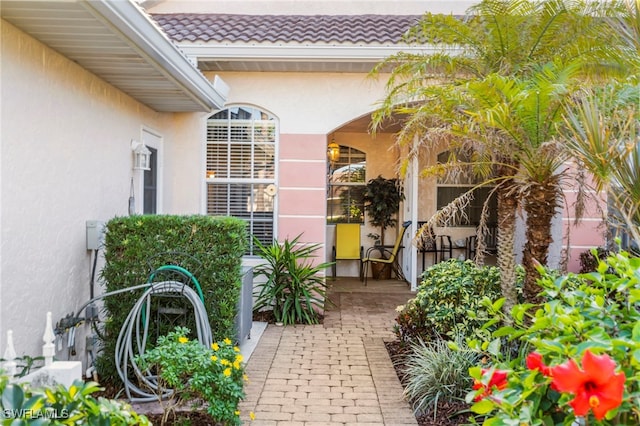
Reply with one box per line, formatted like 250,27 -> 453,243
144,412 -> 221,425
385,340 -> 472,426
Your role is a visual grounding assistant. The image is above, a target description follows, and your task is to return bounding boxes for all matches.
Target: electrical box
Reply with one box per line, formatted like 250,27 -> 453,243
86,220 -> 104,250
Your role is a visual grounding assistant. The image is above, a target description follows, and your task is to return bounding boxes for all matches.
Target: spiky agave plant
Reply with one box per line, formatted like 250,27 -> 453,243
252,234 -> 333,325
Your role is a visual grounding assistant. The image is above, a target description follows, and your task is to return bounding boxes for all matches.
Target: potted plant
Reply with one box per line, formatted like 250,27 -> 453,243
363,175 -> 404,278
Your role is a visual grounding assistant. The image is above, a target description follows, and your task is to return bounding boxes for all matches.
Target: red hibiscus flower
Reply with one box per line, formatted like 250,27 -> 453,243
472,368 -> 508,402
550,350 -> 625,420
526,352 -> 552,376
526,351 -> 560,390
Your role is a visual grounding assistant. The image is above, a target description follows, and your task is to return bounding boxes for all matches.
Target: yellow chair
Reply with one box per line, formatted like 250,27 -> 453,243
331,223 -> 363,279
361,220 -> 411,286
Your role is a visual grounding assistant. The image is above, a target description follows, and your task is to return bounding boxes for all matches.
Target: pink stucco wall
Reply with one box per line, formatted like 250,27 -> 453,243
561,185 -> 607,272
278,134 -> 328,249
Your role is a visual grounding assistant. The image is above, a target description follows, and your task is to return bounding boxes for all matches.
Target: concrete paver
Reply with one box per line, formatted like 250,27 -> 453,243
239,278 -> 417,425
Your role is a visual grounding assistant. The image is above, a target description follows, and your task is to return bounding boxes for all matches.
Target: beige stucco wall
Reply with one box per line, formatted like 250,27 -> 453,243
211,72 -> 391,135
0,21 -> 202,360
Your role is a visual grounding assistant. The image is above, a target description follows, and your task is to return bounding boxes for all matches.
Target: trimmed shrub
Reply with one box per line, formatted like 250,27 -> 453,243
98,215 -> 247,382
395,259 -> 523,343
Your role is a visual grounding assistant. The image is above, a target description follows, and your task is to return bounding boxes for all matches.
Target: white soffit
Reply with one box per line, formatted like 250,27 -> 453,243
180,44 -> 439,73
1,0 -> 227,112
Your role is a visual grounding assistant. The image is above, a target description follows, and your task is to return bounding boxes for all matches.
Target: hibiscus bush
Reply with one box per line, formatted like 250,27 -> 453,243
467,250 -> 640,425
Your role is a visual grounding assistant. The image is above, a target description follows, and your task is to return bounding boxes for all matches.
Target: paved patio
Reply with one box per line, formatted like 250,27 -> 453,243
239,277 -> 418,425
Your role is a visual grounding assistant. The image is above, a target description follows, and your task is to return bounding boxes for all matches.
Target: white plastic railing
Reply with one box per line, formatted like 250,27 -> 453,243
2,312 -> 81,388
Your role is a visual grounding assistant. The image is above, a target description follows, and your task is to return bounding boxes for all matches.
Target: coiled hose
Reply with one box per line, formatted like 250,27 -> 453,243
115,280 -> 212,402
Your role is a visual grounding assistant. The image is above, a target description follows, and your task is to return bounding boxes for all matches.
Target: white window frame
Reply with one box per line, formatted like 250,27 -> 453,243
204,105 -> 279,256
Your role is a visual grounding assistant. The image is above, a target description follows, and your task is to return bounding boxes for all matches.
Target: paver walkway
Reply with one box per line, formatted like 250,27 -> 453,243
239,278 -> 418,425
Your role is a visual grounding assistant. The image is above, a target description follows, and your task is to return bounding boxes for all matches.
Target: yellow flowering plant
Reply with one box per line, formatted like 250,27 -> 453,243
135,326 -> 248,425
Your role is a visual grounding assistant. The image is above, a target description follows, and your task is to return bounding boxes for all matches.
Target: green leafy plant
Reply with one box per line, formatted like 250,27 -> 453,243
0,354 -> 45,378
578,246 -> 610,273
252,234 -> 332,325
402,335 -> 478,420
466,250 -> 640,425
135,327 -> 248,426
395,260 -> 522,343
363,176 -> 404,246
0,376 -> 149,425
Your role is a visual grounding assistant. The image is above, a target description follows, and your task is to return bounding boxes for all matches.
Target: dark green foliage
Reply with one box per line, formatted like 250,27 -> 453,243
363,176 -> 404,246
0,354 -> 44,378
98,215 -> 247,382
253,234 -> 332,325
395,259 -> 523,343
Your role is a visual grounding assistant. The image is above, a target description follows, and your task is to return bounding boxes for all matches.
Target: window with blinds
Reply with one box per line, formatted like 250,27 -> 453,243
206,106 -> 276,255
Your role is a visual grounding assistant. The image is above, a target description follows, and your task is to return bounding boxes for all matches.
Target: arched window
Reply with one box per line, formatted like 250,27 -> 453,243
327,146 -> 366,223
436,150 -> 497,226
206,106 -> 277,255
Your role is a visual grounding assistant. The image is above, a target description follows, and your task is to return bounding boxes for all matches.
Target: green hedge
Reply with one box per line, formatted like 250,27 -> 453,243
97,215 -> 247,382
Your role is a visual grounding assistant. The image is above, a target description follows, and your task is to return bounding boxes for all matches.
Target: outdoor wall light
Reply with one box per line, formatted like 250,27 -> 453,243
131,140 -> 151,171
327,138 -> 340,164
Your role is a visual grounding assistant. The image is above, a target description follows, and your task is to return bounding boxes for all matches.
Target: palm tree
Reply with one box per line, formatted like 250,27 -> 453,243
562,84 -> 640,248
562,1 -> 640,249
464,66 -> 580,302
371,0 -> 634,307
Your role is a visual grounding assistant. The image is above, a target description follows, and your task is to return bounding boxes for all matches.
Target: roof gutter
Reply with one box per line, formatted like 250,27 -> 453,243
84,0 -> 227,111
179,44 -> 441,63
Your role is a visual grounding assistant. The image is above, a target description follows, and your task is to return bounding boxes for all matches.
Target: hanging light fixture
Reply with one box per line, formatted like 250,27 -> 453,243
131,140 -> 151,171
327,137 -> 340,164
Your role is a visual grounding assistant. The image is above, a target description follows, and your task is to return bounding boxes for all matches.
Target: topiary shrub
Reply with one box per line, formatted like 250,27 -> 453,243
97,215 -> 247,383
395,259 -> 523,343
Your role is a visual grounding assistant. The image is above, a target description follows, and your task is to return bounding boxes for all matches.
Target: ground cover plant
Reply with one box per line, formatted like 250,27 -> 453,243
402,335 -> 479,420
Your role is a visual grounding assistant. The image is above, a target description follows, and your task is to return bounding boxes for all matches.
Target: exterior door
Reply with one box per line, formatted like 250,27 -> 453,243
143,146 -> 157,214
141,128 -> 162,214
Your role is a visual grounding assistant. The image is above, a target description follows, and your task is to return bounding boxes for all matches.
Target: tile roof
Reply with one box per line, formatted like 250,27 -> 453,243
152,14 -> 421,44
